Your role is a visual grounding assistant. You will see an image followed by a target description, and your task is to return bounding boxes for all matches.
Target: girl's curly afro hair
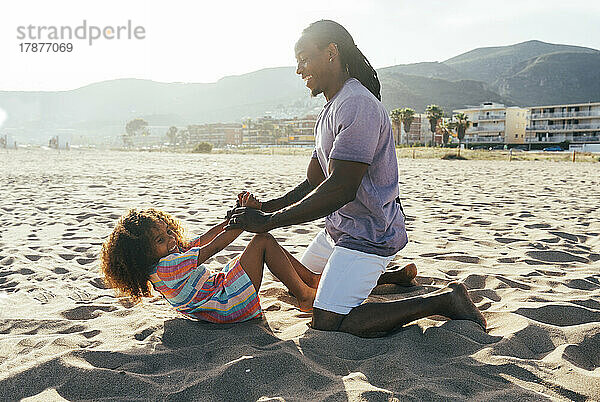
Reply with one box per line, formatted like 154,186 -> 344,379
100,208 -> 187,302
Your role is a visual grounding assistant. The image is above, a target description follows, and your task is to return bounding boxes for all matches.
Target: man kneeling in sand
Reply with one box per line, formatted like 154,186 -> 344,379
228,20 -> 485,337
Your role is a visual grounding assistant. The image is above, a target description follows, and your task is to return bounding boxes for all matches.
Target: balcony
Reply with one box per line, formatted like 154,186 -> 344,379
530,111 -> 600,119
477,114 -> 505,121
527,123 -> 600,131
526,135 -> 600,143
465,135 -> 504,143
469,126 -> 504,133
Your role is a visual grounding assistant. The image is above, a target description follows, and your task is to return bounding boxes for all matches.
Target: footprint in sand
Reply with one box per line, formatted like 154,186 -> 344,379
462,274 -> 486,289
562,333 -> 600,371
134,328 -> 154,341
215,256 -> 229,264
27,288 -> 56,304
434,255 -> 481,264
61,305 -> 117,320
540,237 -> 560,244
496,237 -> 523,244
89,277 -> 109,289
224,245 -> 245,252
524,223 -> 551,229
549,231 -> 579,242
515,305 -> 600,327
563,278 -> 599,291
525,250 -> 588,263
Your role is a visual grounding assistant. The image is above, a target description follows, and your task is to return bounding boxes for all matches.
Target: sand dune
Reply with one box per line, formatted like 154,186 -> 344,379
1,149 -> 599,400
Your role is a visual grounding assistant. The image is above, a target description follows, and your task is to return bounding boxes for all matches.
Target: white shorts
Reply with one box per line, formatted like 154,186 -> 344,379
300,230 -> 395,315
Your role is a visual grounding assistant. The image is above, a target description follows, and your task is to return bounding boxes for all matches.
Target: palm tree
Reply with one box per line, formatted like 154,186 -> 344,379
399,108 -> 415,145
425,105 -> 444,147
390,108 -> 402,145
452,112 -> 471,157
439,119 -> 453,147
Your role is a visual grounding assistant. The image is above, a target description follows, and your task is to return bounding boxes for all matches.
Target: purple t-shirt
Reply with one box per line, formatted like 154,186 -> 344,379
313,78 -> 408,257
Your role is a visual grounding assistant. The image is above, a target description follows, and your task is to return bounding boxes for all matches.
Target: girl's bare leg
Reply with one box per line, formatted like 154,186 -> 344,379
239,233 -> 316,311
279,247 -> 321,289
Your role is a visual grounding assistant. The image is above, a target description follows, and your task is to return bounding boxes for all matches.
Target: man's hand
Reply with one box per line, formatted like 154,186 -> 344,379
225,207 -> 273,233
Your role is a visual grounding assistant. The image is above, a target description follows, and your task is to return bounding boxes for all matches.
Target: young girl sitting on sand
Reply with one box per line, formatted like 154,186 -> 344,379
100,193 -> 317,323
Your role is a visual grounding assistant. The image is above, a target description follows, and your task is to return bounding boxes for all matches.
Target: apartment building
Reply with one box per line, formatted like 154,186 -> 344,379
283,115 -> 317,146
453,103 -> 527,145
526,102 -> 600,145
399,114 -> 433,145
242,115 -> 317,146
188,123 -> 242,146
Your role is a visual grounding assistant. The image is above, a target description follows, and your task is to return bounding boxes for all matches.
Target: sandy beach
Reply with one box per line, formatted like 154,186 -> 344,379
1,148 -> 599,401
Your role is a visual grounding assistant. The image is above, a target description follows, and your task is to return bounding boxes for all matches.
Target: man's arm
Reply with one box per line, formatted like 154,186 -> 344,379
196,228 -> 243,265
227,159 -> 368,233
260,157 -> 325,213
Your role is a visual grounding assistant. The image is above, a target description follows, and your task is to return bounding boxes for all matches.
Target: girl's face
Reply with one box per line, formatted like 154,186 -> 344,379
149,220 -> 178,260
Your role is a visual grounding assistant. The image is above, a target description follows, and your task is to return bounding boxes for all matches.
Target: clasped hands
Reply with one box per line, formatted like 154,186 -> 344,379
225,191 -> 273,233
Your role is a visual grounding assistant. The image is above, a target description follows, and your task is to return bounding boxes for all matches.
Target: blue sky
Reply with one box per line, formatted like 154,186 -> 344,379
2,0 -> 600,91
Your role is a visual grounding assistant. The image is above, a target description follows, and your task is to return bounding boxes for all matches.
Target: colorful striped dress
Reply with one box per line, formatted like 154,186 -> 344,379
149,237 -> 261,323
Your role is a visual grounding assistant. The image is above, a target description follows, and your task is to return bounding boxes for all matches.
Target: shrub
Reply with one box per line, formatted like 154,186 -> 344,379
192,142 -> 212,153
441,153 -> 467,160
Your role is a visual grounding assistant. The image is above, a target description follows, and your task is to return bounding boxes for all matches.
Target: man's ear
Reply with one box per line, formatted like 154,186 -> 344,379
327,42 -> 339,61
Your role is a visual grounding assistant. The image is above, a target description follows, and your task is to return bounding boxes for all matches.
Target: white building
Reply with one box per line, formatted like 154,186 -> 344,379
453,102 -> 527,145
526,102 -> 600,145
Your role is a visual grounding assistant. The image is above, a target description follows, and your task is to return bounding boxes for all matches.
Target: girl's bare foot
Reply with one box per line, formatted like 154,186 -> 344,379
296,287 -> 316,312
444,282 -> 487,330
377,263 -> 418,286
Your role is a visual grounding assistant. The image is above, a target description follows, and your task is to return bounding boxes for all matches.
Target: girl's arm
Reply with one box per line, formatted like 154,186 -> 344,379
196,228 -> 243,265
195,220 -> 229,247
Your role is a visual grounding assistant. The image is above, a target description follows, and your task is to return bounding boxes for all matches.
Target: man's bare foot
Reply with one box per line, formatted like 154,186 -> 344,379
443,282 -> 487,330
377,263 -> 418,286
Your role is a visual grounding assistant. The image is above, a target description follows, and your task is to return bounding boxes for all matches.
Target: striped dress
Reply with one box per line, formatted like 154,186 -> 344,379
149,237 -> 261,323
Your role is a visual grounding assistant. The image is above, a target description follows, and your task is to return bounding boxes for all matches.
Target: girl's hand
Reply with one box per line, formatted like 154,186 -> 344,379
237,191 -> 262,209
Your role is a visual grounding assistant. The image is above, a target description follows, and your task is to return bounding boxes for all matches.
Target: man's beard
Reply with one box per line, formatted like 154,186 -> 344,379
311,87 -> 323,97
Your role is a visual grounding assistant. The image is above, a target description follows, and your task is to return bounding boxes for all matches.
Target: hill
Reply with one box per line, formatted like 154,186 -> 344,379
378,72 -> 512,114
443,40 -> 599,82
493,52 -> 600,106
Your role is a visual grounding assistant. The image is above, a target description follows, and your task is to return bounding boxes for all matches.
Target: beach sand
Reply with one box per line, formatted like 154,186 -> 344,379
1,149 -> 599,400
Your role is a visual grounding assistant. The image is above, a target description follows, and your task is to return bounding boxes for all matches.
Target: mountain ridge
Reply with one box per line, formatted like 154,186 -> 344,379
1,40 -> 599,142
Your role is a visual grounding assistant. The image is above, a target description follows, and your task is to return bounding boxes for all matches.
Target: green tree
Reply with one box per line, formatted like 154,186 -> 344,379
192,142 -> 212,153
396,108 -> 416,145
166,126 -> 178,145
452,112 -> 471,157
390,108 -> 402,145
425,105 -> 444,146
122,118 -> 149,147
440,119 -> 453,147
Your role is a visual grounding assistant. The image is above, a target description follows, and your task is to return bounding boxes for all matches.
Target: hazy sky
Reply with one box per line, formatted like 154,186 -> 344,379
3,0 -> 600,91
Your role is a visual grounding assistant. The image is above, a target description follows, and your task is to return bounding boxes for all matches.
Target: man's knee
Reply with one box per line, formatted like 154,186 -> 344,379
311,308 -> 345,332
